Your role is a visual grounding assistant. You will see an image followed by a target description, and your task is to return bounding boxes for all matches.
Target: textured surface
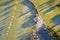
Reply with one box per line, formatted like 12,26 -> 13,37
0,0 -> 60,40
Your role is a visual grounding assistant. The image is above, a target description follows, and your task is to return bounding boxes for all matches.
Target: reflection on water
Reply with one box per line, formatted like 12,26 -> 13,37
18,0 -> 38,40
18,0 -> 52,40
20,0 -> 38,28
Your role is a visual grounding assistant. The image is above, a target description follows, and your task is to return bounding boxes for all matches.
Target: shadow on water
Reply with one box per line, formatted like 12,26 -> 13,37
19,11 -> 30,17
19,0 -> 38,17
37,24 -> 52,40
20,0 -> 38,28
21,15 -> 36,28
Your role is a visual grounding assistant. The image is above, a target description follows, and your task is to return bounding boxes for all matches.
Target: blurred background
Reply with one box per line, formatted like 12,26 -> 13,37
0,0 -> 60,40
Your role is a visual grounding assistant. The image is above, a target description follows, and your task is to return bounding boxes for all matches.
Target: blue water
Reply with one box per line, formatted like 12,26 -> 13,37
52,14 -> 60,26
21,0 -> 37,28
20,0 -> 52,40
37,25 -> 52,40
